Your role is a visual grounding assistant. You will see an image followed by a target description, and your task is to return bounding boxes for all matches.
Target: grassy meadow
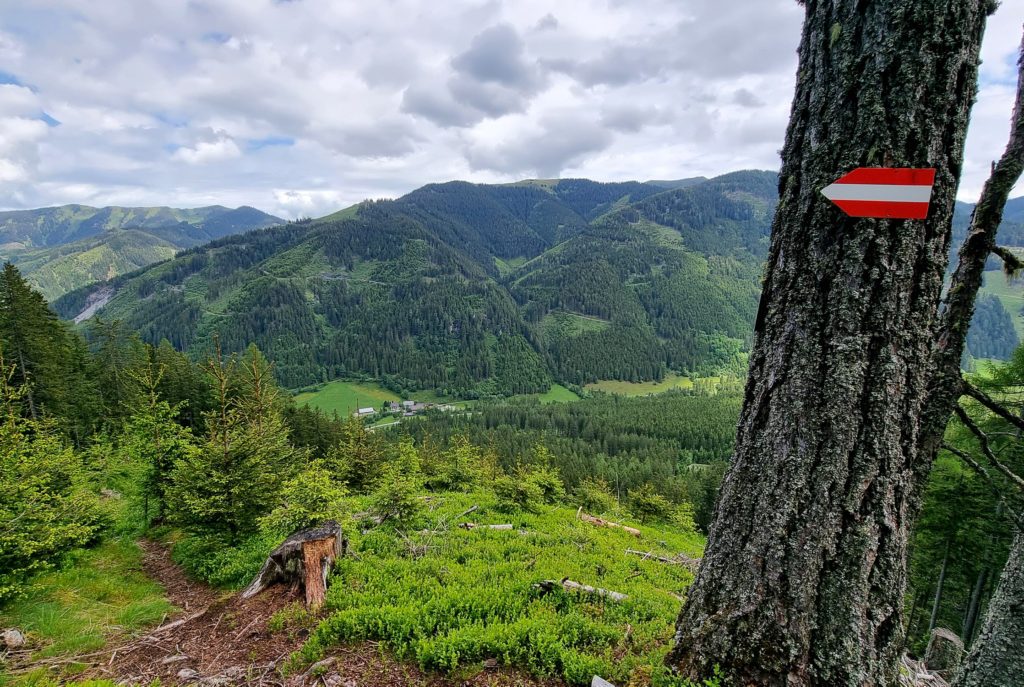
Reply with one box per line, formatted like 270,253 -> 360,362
584,373 -> 736,396
294,379 -> 401,416
0,539 -> 173,680
294,379 -> 581,416
979,269 -> 1024,338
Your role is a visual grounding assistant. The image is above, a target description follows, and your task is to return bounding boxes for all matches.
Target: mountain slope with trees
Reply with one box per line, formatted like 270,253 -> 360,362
0,204 -> 282,300
50,173 -> 1024,396
52,174 -> 775,393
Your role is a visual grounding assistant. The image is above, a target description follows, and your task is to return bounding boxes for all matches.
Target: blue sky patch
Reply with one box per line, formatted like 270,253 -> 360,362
248,136 -> 295,151
0,71 -> 22,86
202,31 -> 231,44
152,111 -> 189,128
38,112 -> 60,127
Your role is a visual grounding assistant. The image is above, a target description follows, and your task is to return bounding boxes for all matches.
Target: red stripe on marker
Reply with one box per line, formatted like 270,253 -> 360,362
837,168 -> 935,186
829,199 -> 931,220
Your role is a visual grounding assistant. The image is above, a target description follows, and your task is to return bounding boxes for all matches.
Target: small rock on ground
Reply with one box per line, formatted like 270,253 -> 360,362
3,628 -> 25,649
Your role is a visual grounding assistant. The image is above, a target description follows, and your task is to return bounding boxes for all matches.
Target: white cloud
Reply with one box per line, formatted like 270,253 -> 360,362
0,0 -> 1020,216
171,135 -> 242,164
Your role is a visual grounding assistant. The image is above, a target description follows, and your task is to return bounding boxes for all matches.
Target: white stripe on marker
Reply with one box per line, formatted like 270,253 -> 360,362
821,183 -> 932,203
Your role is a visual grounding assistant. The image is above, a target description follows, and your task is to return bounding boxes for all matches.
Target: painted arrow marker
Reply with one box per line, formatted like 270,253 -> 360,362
821,167 -> 936,219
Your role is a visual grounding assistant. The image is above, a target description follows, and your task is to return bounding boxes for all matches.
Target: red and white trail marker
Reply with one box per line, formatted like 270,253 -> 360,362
821,167 -> 935,219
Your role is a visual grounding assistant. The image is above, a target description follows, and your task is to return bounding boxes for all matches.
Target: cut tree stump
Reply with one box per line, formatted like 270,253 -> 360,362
241,520 -> 344,607
924,627 -> 965,676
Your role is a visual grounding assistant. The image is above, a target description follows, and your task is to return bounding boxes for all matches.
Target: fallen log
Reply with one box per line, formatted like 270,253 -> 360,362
242,520 -> 345,607
578,511 -> 641,537
533,577 -> 629,602
459,522 -> 513,530
352,511 -> 385,526
625,549 -> 701,569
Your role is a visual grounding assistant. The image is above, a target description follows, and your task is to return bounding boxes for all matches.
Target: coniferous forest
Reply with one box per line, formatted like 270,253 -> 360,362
2,182 -> 1022,683
8,0 -> 1024,683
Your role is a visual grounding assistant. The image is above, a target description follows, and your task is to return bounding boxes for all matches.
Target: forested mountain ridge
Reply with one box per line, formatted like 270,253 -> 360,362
1,204 -> 283,300
0,203 -> 282,250
50,172 -> 1021,393
52,173 -> 774,393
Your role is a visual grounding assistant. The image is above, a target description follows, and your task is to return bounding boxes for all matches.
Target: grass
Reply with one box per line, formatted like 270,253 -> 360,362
494,256 -> 529,277
585,373 -> 710,396
540,311 -> 609,338
295,379 -> 579,418
290,490 -> 704,686
294,379 -> 401,416
317,203 -> 362,223
0,539 -> 174,680
535,383 -> 580,403
979,269 -> 1024,339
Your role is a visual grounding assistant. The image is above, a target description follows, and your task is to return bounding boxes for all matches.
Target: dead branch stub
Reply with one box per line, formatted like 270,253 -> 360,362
625,548 -> 701,570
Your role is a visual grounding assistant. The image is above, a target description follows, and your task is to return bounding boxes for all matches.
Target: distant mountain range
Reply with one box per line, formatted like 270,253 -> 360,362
50,173 -> 772,392
0,204 -> 282,300
45,177 -> 1024,393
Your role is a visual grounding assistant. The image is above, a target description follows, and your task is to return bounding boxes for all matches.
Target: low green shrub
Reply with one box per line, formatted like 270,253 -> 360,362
171,530 -> 282,588
288,490 -> 704,686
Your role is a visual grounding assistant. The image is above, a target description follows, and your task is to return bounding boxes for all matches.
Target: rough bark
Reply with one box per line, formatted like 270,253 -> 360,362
953,529 -> 1024,687
666,2 -> 993,684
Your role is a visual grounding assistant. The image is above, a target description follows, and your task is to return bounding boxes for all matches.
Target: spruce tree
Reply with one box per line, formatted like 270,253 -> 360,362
166,340 -> 294,542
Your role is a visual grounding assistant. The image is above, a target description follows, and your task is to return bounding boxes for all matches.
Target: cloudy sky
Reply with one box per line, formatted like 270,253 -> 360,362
0,0 -> 1022,219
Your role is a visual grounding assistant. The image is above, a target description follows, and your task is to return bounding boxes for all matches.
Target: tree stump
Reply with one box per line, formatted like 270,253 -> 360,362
925,627 -> 965,675
241,520 -> 344,607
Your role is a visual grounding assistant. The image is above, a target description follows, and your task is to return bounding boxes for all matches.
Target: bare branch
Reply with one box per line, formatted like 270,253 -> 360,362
991,245 -> 1024,277
962,381 -> 1024,433
943,442 -> 1024,530
953,405 -> 1024,492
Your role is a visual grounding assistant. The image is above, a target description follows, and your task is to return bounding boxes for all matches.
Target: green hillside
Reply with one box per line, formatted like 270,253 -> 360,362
1,204 -> 282,299
5,230 -> 179,302
0,203 -> 281,251
52,174 -> 775,394
49,174 -> 1024,393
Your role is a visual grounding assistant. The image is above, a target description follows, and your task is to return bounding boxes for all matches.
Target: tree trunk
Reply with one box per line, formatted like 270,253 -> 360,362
953,528 -> 1024,687
962,565 -> 988,644
929,539 -> 951,637
666,2 -> 992,684
963,503 -> 1001,643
